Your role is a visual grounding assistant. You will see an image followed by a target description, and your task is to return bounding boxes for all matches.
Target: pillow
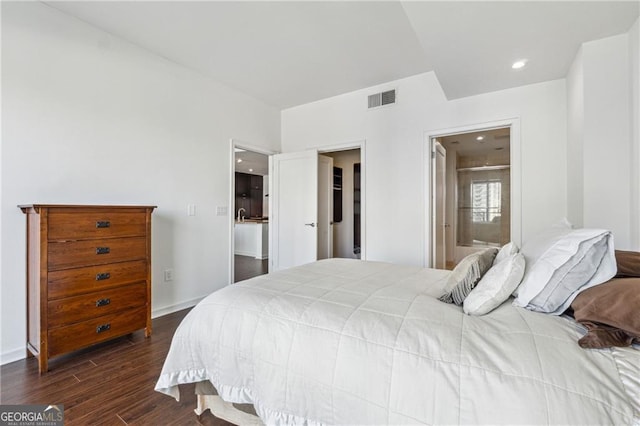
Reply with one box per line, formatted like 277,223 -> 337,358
519,225 -> 572,274
571,277 -> 640,348
614,250 -> 640,278
493,242 -> 519,265
576,322 -> 637,348
439,248 -> 497,305
464,253 -> 525,315
511,225 -> 573,298
513,228 -> 616,315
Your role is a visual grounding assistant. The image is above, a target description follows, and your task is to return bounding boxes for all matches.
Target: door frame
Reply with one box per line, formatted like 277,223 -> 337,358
317,154 -> 334,260
229,139 -> 278,285
424,119 -> 521,268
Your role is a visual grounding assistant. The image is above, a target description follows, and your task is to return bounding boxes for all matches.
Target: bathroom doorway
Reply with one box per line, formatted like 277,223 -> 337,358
432,126 -> 513,269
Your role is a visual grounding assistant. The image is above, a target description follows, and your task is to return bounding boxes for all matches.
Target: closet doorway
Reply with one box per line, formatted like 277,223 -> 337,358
324,149 -> 362,260
429,121 -> 521,270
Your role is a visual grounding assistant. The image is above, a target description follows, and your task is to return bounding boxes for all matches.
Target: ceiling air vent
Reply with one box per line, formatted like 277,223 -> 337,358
368,89 -> 396,109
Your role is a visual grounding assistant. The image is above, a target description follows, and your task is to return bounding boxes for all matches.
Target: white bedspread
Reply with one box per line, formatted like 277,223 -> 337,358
156,259 -> 639,425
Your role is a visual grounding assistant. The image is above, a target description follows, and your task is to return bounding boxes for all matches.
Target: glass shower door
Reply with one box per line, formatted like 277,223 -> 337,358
457,167 -> 510,247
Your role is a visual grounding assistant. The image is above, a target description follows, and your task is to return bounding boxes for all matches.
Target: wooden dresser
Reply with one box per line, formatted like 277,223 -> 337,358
19,205 -> 156,373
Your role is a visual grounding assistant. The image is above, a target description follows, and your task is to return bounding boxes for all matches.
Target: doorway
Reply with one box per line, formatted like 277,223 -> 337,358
269,142 -> 365,272
324,148 -> 362,260
230,141 -> 275,283
430,122 -> 520,269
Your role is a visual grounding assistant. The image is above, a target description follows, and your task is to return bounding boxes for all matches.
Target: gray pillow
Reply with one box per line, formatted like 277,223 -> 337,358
439,248 -> 498,305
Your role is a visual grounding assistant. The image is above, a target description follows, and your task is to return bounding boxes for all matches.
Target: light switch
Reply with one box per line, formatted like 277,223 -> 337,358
187,204 -> 196,216
164,269 -> 174,282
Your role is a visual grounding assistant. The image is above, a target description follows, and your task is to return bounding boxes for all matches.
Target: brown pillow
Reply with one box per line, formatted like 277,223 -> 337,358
571,277 -> 640,348
576,322 -> 637,348
614,250 -> 640,278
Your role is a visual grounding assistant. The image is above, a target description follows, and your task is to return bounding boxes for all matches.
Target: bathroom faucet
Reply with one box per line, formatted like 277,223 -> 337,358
237,207 -> 246,222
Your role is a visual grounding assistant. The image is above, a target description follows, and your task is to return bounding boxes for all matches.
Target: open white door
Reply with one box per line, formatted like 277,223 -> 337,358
270,150 -> 319,271
434,141 -> 446,269
317,155 -> 334,260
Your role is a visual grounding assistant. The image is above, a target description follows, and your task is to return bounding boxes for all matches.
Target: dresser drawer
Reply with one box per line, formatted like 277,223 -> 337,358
48,260 -> 147,299
48,208 -> 147,241
48,306 -> 147,357
48,282 -> 147,328
48,237 -> 146,271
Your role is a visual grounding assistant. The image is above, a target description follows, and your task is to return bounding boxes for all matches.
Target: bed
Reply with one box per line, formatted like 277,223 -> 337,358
155,257 -> 640,425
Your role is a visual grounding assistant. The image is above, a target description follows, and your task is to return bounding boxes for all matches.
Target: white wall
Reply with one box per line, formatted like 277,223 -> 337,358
582,34 -> 632,249
282,73 -> 567,266
566,47 -> 584,229
1,3 -> 280,363
566,27 -> 638,250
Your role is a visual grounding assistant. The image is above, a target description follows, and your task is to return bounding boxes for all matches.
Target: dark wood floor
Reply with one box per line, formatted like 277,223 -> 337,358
0,309 -> 233,426
234,255 -> 268,283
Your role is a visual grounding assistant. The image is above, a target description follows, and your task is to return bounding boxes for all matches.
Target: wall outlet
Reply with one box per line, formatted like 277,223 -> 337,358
216,206 -> 228,216
164,269 -> 174,282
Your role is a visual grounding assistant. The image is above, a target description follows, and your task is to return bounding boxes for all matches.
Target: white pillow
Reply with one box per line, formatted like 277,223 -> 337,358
512,225 -> 572,296
513,228 -> 617,315
520,226 -> 572,271
493,242 -> 519,265
464,253 -> 525,316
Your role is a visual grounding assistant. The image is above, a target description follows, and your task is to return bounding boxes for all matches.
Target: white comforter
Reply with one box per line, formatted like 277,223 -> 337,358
156,259 -> 640,425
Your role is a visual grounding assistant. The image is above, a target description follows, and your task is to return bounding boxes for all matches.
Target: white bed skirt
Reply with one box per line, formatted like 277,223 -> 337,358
196,394 -> 263,425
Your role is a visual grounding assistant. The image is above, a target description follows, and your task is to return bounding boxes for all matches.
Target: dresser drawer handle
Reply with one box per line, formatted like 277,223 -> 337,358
96,298 -> 111,307
96,323 -> 111,333
96,221 -> 111,228
95,272 -> 111,281
96,247 -> 110,255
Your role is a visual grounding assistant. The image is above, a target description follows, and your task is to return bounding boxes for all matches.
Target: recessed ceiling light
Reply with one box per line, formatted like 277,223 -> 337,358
249,168 -> 253,172
476,136 -> 484,141
237,158 -> 242,163
512,60 -> 527,70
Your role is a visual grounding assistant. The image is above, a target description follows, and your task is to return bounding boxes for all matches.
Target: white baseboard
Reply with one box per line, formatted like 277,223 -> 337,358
1,298 -> 205,366
1,347 -> 26,366
151,296 -> 205,319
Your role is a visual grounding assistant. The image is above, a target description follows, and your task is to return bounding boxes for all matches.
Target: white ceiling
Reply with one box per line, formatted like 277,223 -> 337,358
440,127 -> 510,158
235,150 -> 269,176
439,128 -> 511,169
45,1 -> 639,109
